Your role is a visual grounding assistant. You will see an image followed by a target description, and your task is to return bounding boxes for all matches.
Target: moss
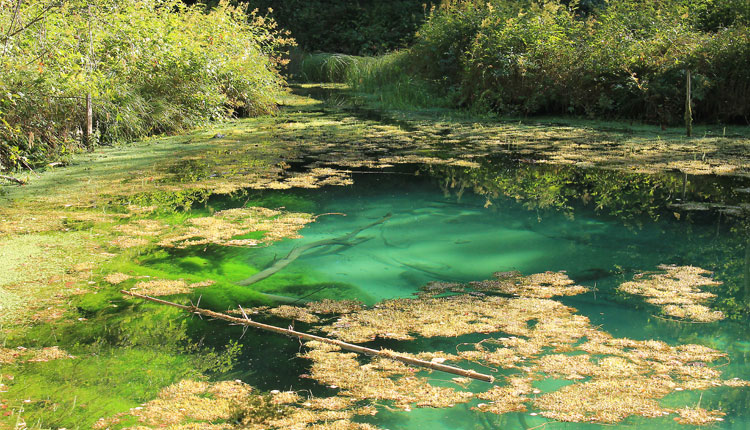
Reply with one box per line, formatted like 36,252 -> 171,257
1,348 -> 205,429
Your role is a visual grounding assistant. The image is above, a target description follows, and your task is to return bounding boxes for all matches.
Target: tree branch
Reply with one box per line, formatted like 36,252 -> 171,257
122,289 -> 495,383
0,174 -> 26,185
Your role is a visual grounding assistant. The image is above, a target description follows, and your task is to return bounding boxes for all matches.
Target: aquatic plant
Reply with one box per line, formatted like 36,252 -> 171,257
289,272 -> 749,425
619,265 -> 725,322
95,379 -> 381,430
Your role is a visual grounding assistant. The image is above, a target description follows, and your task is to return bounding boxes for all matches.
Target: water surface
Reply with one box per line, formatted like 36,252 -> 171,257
151,160 -> 750,430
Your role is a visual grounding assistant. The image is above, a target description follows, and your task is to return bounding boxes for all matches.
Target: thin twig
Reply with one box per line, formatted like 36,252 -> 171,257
1,1 -> 63,45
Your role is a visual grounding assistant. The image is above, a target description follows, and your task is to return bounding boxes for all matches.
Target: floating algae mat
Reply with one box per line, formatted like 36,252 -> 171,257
5,159 -> 750,430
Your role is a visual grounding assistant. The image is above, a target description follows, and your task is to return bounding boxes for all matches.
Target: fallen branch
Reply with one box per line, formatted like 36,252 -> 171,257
0,174 -> 26,185
238,213 -> 392,286
122,289 -> 495,383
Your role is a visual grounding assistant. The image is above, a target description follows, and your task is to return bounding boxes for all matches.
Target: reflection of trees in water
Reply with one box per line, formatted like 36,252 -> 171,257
423,161 -> 750,319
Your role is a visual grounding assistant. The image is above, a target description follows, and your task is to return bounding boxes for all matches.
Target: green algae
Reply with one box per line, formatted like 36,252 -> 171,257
1,299 -> 243,429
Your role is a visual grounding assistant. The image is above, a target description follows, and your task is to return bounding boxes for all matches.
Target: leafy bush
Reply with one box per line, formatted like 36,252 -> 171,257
334,0 -> 749,124
0,0 -> 293,171
238,0 -> 437,55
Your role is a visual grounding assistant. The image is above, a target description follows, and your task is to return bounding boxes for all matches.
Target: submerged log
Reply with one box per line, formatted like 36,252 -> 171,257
237,213 -> 392,286
122,289 -> 495,383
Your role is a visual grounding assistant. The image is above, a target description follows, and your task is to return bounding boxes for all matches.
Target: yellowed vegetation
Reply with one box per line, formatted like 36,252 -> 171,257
104,272 -> 133,285
157,208 -> 312,249
469,270 -> 589,298
95,379 -> 382,430
675,407 -> 726,425
0,232 -> 113,324
301,345 -> 473,409
306,299 -> 364,315
268,305 -> 321,323
289,272 -> 747,424
619,265 -> 725,322
128,279 -> 215,297
0,346 -> 75,364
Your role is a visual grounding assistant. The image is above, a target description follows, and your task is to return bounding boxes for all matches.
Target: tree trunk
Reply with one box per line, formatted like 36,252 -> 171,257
85,92 -> 93,150
744,236 -> 750,303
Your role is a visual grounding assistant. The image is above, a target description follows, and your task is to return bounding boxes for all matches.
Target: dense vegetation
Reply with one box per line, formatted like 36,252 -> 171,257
0,0 -> 292,171
236,0 -> 437,55
297,0 -> 750,125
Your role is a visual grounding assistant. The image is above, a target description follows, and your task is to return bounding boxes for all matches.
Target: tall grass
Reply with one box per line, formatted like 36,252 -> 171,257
294,51 -> 447,109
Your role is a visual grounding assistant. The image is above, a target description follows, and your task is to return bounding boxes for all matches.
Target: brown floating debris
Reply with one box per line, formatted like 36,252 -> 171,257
104,272 -> 133,285
619,265 -> 725,322
674,407 -> 726,425
94,379 -> 382,430
159,207 -> 313,249
0,346 -> 75,364
306,272 -> 748,423
470,271 -> 589,298
128,279 -> 215,297
120,271 -> 749,425
417,271 -> 588,299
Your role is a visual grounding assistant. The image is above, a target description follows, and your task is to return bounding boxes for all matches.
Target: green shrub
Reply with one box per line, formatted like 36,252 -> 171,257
333,0 -> 750,124
241,0 -> 437,55
0,0 -> 293,171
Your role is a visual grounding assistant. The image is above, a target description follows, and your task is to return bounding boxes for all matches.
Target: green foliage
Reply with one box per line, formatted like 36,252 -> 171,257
690,0 -> 750,31
0,0 -> 292,171
295,51 -> 448,109
340,0 -> 750,124
238,0 -> 437,55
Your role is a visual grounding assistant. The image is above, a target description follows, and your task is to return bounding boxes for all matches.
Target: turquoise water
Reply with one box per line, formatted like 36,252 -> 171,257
153,163 -> 750,430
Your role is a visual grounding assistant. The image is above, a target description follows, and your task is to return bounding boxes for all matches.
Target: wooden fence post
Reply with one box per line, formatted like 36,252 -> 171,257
685,69 -> 692,137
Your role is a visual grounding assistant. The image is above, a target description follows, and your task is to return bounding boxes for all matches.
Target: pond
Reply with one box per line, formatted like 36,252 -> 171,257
135,158 -> 750,430
8,155 -> 749,430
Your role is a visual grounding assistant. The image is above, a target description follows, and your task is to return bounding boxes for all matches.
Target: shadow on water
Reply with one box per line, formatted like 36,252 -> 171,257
290,84 -> 418,131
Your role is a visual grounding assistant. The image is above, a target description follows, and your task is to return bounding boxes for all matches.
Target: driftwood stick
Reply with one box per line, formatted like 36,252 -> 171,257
122,289 -> 494,383
0,174 -> 26,185
238,213 -> 392,286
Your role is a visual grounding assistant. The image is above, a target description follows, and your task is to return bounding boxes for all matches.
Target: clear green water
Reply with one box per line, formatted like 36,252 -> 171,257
136,162 -> 750,430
